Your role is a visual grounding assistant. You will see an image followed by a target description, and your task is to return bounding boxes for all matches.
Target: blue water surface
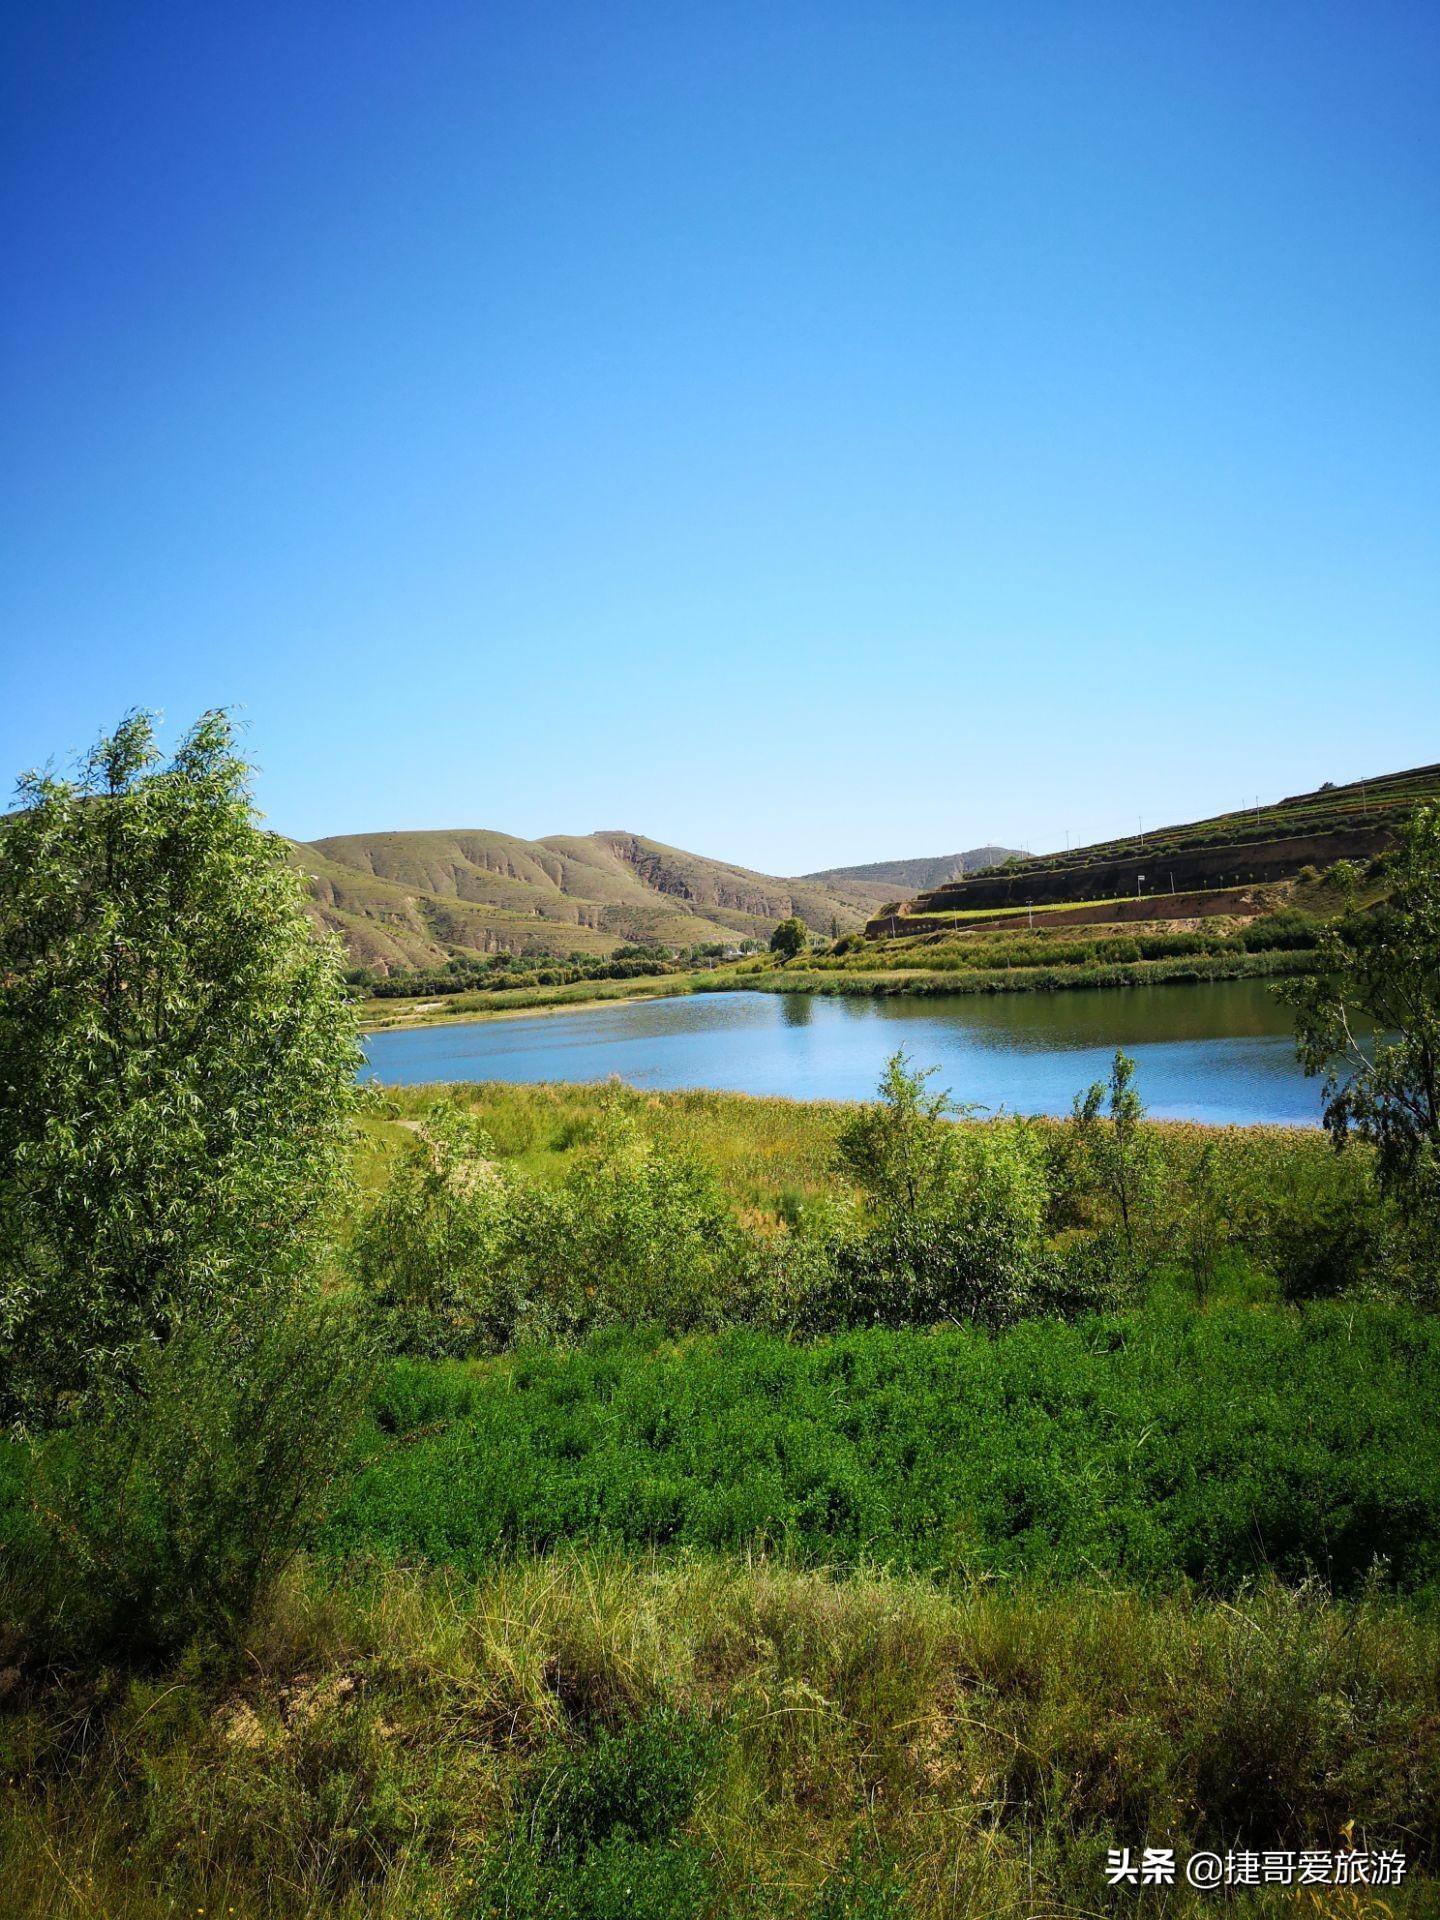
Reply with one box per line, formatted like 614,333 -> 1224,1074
361,980 -> 1322,1125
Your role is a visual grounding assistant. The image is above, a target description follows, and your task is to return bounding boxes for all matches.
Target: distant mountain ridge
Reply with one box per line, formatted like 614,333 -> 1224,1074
803,846 -> 1028,892
291,827 -> 1017,971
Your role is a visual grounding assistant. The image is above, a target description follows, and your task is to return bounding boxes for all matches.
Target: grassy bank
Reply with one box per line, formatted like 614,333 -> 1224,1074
359,970 -> 703,1029
360,947 -> 1314,1030
3,1554 -> 1436,1919
362,1077 -> 1338,1221
359,1080 -> 868,1209
716,948 -> 1314,998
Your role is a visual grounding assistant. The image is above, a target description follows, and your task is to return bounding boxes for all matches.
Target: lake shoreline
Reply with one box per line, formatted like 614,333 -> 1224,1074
357,948 -> 1313,1033
360,978 -> 1323,1126
358,974 -> 694,1032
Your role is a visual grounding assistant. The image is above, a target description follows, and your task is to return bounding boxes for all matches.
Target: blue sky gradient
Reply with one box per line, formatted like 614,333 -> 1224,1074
4,1 -> 1437,871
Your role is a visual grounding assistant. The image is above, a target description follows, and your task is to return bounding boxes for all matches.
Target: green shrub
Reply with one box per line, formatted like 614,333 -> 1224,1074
349,1108 -> 531,1355
1239,907 -> 1319,951
835,1052 -> 960,1221
816,1060 -> 1061,1331
541,1704 -> 721,1845
11,1300 -> 371,1666
1068,1051 -> 1159,1259
552,1104 -> 739,1333
1033,1230 -> 1138,1317
1258,1139 -> 1384,1301
816,1122 -> 1053,1332
809,1840 -> 914,1919
351,1100 -> 742,1352
1163,1136 -> 1240,1304
354,1076 -> 1424,1362
467,1831 -> 721,1920
464,1704 -> 724,1919
1269,1196 -> 1385,1301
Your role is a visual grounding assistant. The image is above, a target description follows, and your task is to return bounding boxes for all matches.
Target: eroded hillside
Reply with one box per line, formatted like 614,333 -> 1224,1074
292,827 -> 898,969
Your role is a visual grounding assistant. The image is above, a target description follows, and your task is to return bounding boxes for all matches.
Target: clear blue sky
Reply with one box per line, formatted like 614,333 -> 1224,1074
4,1 -> 1436,874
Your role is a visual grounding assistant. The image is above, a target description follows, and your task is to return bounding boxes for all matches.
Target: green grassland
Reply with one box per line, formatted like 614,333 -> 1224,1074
331,1305 -> 1440,1594
5,1553 -> 1436,1920
362,1081 -> 862,1210
358,968 -> 700,1029
363,1078 -> 1336,1217
7,1077 -> 1439,1918
8,1553 -> 1437,1920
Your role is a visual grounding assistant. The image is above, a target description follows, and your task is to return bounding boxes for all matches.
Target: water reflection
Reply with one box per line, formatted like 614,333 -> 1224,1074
361,980 -> 1321,1126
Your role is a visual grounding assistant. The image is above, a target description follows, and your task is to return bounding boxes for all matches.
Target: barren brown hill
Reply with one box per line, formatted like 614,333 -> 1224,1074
291,827 -> 905,970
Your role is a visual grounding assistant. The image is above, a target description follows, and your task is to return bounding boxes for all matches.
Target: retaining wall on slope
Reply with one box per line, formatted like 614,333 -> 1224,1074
906,824 -> 1391,917
866,886 -> 1263,940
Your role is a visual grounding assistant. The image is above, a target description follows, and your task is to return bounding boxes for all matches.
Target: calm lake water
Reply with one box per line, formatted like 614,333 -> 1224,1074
360,980 -> 1323,1125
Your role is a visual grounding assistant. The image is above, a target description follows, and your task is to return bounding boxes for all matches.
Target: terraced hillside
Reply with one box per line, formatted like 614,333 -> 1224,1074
871,764 -> 1440,935
293,828 -> 902,970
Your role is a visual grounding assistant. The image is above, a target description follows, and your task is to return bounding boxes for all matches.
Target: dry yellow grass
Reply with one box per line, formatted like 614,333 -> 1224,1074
3,1554 -> 1434,1919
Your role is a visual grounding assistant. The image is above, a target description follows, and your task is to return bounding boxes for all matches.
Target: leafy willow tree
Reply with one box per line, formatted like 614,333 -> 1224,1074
0,710 -> 360,1422
836,1050 -> 959,1222
1070,1049 -> 1156,1255
769,916 -> 808,960
831,1053 -> 1054,1329
1286,804 -> 1440,1220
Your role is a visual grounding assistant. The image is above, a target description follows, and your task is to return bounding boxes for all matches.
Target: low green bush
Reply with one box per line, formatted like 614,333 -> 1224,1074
350,1101 -> 745,1354
352,1060 -> 1411,1359
4,1300 -> 372,1668
467,1830 -> 721,1920
465,1704 -> 725,1919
